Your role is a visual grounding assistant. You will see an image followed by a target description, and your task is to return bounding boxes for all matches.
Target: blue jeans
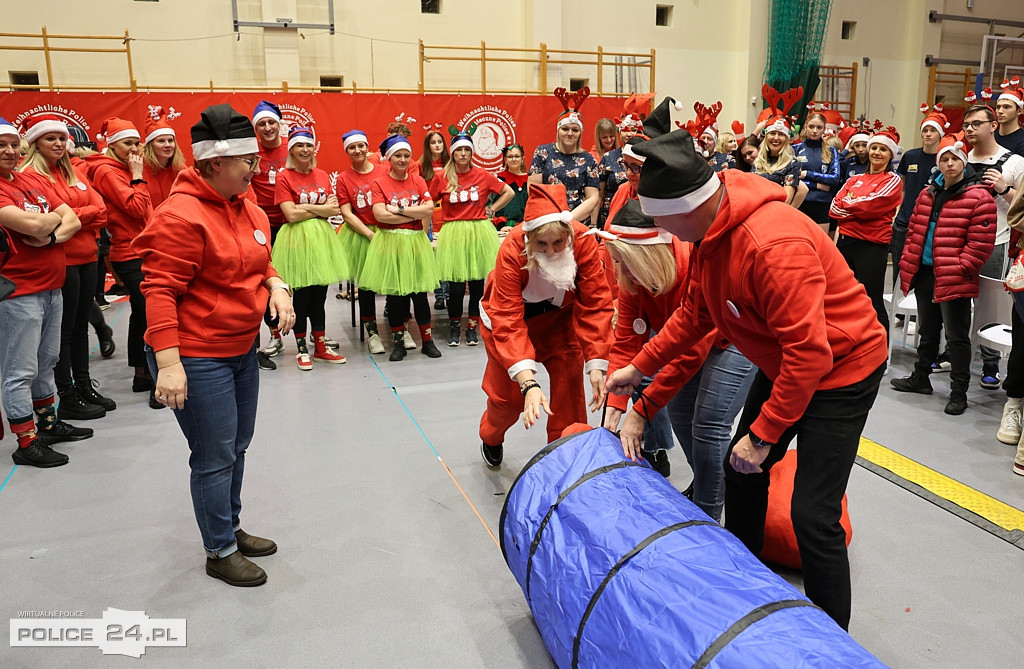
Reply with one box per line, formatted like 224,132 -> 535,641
665,345 -> 755,521
634,376 -> 674,453
148,345 -> 260,558
0,289 -> 62,422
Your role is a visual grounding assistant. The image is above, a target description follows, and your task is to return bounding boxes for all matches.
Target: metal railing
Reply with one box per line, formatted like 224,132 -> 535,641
0,27 -> 135,92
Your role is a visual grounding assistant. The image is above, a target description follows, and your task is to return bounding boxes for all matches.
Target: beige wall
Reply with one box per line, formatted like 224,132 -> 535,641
4,0 -> 1021,142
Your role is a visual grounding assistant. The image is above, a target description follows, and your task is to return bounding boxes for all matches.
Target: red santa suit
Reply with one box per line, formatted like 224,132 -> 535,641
478,185 -> 613,445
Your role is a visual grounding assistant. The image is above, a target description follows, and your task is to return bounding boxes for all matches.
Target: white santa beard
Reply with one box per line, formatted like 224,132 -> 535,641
534,248 -> 577,292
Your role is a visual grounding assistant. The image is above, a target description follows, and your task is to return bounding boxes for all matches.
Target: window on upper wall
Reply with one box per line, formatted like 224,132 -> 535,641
570,78 -> 589,92
10,71 -> 40,91
421,0 -> 440,14
841,21 -> 857,40
656,5 -> 673,27
320,76 -> 343,92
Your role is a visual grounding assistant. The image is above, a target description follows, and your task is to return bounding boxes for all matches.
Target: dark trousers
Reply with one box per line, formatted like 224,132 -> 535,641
358,289 -> 377,321
386,293 -> 430,329
292,284 -> 328,337
95,229 -> 110,297
110,258 -> 147,369
262,226 -> 282,331
837,235 -> 889,335
448,279 -> 484,321
889,225 -> 908,289
54,262 -> 98,390
724,364 -> 884,630
910,265 -> 972,392
1003,295 -> 1024,398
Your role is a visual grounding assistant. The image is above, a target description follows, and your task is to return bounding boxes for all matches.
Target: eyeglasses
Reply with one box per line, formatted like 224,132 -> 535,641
230,155 -> 262,172
617,159 -> 642,175
963,120 -> 994,130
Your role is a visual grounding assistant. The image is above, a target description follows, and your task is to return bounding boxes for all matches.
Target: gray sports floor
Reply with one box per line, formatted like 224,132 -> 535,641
1,293 -> 1020,668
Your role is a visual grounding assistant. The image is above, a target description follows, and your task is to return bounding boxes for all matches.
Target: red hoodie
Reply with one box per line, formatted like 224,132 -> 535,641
85,154 -> 153,262
607,238 -> 718,412
828,170 -> 903,244
23,163 -> 106,266
631,170 -> 888,443
132,169 -> 279,358
143,163 -> 185,209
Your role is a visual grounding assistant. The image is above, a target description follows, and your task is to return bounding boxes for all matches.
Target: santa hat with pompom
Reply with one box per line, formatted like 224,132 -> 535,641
191,104 -> 258,160
23,114 -> 69,145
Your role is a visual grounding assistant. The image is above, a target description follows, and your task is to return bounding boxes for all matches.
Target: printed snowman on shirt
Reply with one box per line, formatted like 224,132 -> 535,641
273,166 -> 335,212
431,167 -> 505,222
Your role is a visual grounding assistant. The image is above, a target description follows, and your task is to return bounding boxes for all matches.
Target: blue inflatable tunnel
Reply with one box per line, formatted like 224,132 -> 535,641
499,427 -> 887,668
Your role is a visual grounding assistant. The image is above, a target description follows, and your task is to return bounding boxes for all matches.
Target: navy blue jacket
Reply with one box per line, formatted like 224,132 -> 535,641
794,139 -> 841,204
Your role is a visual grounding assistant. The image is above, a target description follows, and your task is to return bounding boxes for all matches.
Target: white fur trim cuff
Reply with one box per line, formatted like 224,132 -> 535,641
343,133 -> 368,149
384,139 -> 413,160
450,137 -> 474,153
288,134 -> 315,150
252,110 -> 281,126
507,360 -> 538,380
638,172 -> 720,216
191,137 -> 260,161
868,136 -> 899,157
920,120 -> 945,135
583,359 -> 609,374
0,123 -> 18,138
523,210 -> 574,232
606,224 -> 674,245
25,120 -> 68,145
557,113 -> 583,131
621,143 -> 647,162
145,127 -> 175,144
105,129 -> 141,145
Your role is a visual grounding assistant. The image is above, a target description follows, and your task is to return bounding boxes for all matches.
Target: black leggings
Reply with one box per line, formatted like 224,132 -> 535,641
836,235 -> 889,335
447,279 -> 484,321
293,284 -> 328,337
110,258 -> 147,368
358,288 -> 377,320
55,262 -> 98,390
386,293 -> 430,330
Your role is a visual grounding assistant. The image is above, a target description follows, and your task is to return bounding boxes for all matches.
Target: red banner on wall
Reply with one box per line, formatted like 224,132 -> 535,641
0,92 -> 629,173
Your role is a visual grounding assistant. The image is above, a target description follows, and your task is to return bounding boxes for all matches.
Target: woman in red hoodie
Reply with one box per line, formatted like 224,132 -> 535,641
19,114 -> 116,420
829,125 -> 904,335
85,117 -> 156,405
133,104 -> 295,587
140,111 -> 186,208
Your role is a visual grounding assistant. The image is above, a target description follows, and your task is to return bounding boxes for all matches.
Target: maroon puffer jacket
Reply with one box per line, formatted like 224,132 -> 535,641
899,181 -> 996,302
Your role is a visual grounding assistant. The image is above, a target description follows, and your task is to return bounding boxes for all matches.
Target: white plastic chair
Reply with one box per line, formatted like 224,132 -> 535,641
884,272 -> 919,364
973,275 -> 1014,358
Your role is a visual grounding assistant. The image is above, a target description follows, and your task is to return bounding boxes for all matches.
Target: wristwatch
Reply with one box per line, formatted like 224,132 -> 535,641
998,184 -> 1012,195
271,283 -> 292,296
748,431 -> 774,449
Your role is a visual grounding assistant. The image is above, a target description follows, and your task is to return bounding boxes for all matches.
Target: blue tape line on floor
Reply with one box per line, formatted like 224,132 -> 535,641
367,354 -> 441,460
0,465 -> 17,494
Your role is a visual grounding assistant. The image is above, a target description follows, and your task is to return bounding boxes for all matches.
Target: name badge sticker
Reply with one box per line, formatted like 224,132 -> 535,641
254,229 -> 267,245
726,300 -> 741,318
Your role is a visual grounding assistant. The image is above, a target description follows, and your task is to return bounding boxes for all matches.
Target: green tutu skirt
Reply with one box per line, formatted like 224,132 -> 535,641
359,228 -> 440,296
336,223 -> 372,283
435,218 -> 500,282
271,217 -> 350,289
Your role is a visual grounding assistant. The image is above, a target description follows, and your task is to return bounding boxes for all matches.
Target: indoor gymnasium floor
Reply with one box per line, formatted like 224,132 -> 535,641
1,293 -> 1020,668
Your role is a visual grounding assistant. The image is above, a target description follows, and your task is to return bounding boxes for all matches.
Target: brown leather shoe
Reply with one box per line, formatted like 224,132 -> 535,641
205,551 -> 267,587
235,529 -> 277,557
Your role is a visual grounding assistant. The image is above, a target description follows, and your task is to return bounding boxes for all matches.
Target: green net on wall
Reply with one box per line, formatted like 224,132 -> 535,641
764,0 -> 833,127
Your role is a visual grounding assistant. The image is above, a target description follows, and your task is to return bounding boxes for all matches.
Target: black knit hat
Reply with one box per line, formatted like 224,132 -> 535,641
191,104 -> 259,161
605,198 -> 673,245
633,127 -> 720,216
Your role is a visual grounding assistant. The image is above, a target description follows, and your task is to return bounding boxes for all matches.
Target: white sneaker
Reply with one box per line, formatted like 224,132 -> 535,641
260,338 -> 284,357
402,330 -> 416,350
997,398 -> 1023,445
367,333 -> 385,355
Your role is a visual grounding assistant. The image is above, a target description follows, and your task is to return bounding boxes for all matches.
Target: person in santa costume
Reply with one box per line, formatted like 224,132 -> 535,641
83,117 -> 159,408
271,126 -> 349,371
0,116 -> 88,468
477,182 -> 613,467
362,134 -> 443,361
335,128 -> 388,354
140,109 -> 186,208
431,126 -> 513,347
250,100 -> 290,370
605,102 -> 887,630
132,103 -> 295,587
19,114 -> 116,420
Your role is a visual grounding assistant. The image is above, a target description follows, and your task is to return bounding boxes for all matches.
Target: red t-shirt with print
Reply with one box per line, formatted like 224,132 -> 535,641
251,141 -> 290,226
274,167 -> 333,209
336,163 -> 386,228
370,173 -> 432,231
430,166 -> 504,221
0,171 -> 67,297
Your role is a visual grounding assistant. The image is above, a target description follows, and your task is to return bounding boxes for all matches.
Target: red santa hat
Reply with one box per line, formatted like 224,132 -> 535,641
998,78 -> 1024,109
144,110 -> 175,144
868,125 -> 901,156
98,117 -> 140,146
522,183 -> 574,232
23,114 -> 69,145
603,198 -> 673,245
553,86 -> 590,132
936,133 -> 968,165
919,103 -> 949,134
838,126 -> 856,149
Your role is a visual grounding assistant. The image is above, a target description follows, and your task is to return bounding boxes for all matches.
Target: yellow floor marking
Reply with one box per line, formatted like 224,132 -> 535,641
858,437 -> 1024,532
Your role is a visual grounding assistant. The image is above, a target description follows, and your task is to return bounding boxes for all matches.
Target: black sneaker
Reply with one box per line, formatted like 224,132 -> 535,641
36,421 -> 93,445
96,295 -> 110,310
389,345 -> 407,362
98,323 -> 116,358
56,387 -> 105,421
944,392 -> 968,415
447,327 -> 461,347
79,381 -> 116,411
132,376 -> 153,392
465,327 -> 479,346
434,297 -> 447,310
642,449 -> 671,477
421,340 -> 442,358
12,439 -> 69,468
257,351 -> 277,370
481,441 -> 503,467
890,374 -> 933,395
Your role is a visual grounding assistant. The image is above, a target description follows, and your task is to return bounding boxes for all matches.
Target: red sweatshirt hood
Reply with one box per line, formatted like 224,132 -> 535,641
82,153 -> 128,181
700,171 -> 787,255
